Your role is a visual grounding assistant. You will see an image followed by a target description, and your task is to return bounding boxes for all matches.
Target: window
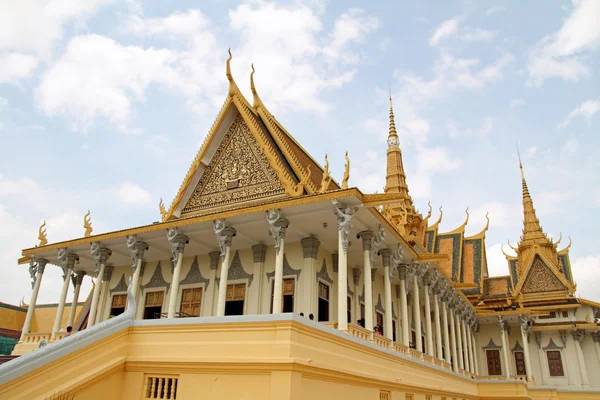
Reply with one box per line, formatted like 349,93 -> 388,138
514,351 -> 526,376
486,349 -> 502,375
145,376 -> 178,399
410,330 -> 416,349
547,350 -> 564,377
318,282 -> 329,321
347,296 -> 352,323
180,288 -> 202,317
271,279 -> 295,314
405,395 -> 413,400
226,284 -> 246,316
110,294 -> 127,317
376,312 -> 384,336
392,320 -> 397,342
561,311 -> 568,318
538,312 -> 556,320
144,291 -> 164,319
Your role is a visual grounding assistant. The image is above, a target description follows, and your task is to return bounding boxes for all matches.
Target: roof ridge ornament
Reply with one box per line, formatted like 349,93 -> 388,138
37,220 -> 48,247
319,154 -> 332,193
226,48 -> 238,98
250,63 -> 263,109
159,198 -> 167,222
83,210 -> 93,237
342,151 -> 350,189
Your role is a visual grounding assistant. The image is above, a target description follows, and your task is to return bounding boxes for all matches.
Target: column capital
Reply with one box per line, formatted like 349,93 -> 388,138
167,227 -> 189,260
266,209 -> 289,255
572,330 -> 585,343
209,251 -> 221,270
57,248 -> 79,278
126,235 -> 149,267
90,242 -> 112,270
497,315 -> 506,334
519,314 -> 533,335
379,248 -> 392,268
252,244 -> 267,263
352,267 -> 361,286
300,236 -> 320,259
333,201 -> 358,254
28,258 -> 48,288
214,219 -> 236,257
397,263 -> 409,280
357,230 -> 374,250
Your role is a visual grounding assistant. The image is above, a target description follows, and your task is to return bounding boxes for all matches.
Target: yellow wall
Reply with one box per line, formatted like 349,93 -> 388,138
2,318 -> 599,400
0,304 -> 26,332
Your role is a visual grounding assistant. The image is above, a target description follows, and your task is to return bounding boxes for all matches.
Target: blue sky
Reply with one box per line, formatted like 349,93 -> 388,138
1,0 -> 599,305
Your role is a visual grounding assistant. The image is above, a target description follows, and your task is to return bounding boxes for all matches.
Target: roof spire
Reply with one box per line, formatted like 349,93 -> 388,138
388,90 -> 399,146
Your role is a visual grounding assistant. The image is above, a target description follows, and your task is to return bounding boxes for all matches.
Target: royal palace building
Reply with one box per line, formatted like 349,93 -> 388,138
0,52 -> 599,400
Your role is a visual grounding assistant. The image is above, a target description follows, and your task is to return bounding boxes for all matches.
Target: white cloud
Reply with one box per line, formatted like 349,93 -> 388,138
35,34 -> 179,132
536,191 -> 572,216
0,97 -> 8,109
527,0 -> 600,87
0,52 -> 39,83
126,9 -> 208,38
323,8 -> 379,63
361,118 -> 387,142
411,146 -> 462,199
572,255 -> 600,302
509,98 -> 525,108
429,18 -> 460,46
593,188 -> 600,206
486,243 -> 511,277
525,146 -> 537,158
446,117 -> 493,138
113,183 -> 152,205
469,202 -> 521,232
461,28 -> 496,43
557,99 -> 600,128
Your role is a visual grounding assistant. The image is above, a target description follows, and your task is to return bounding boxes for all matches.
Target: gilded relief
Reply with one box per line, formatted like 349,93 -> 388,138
183,114 -> 285,214
521,257 -> 566,294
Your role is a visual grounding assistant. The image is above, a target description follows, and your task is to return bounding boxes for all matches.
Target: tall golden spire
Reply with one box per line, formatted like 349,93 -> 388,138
517,149 -> 550,250
383,94 -> 422,240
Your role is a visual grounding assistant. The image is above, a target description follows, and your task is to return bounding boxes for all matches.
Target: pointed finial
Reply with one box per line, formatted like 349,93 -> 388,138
38,220 -> 48,246
342,151 -> 350,189
389,91 -> 398,141
559,236 -> 572,252
319,154 -> 332,193
507,239 -> 518,252
500,244 -> 512,259
159,198 -> 167,222
554,232 -> 563,247
462,207 -> 470,228
226,48 -> 232,80
250,63 -> 263,108
83,210 -> 93,237
473,212 -> 490,238
517,143 -> 525,181
426,201 -> 432,219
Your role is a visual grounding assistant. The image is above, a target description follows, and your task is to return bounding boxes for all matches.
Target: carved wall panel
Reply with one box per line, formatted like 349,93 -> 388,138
521,257 -> 566,294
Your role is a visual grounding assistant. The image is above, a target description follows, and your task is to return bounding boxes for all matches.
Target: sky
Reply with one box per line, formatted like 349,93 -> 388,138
0,0 -> 599,306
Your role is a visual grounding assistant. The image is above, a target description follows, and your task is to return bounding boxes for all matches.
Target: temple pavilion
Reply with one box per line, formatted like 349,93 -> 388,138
0,52 -> 599,400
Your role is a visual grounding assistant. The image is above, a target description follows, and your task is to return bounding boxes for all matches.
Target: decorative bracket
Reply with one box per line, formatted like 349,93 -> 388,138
126,235 -> 149,271
167,227 -> 190,264
333,200 -> 358,254
266,209 -> 289,255
57,248 -> 79,279
213,219 -> 236,258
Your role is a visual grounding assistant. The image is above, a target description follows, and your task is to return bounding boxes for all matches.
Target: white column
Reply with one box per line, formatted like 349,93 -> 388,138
267,210 -> 289,314
126,236 -> 149,310
88,245 -> 111,328
498,316 -> 511,379
96,265 -> 113,323
52,251 -> 78,340
21,258 -> 48,338
358,231 -> 374,333
449,308 -> 458,372
214,220 -> 236,317
472,330 -> 480,375
519,315 -> 534,382
399,265 -> 410,346
461,320 -> 470,372
433,293 -> 443,359
593,333 -> 600,367
380,249 -> 393,341
423,280 -> 434,357
251,244 -> 267,314
334,204 -> 357,332
413,274 -> 422,352
67,271 -> 85,329
455,311 -> 464,369
207,252 -> 220,316
442,298 -> 451,364
352,268 -> 361,325
301,237 -> 320,317
167,228 -> 189,318
572,332 -> 591,387
465,321 -> 474,373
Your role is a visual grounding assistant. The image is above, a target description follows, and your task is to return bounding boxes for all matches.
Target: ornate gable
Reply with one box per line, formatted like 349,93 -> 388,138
182,113 -> 286,216
520,257 -> 568,294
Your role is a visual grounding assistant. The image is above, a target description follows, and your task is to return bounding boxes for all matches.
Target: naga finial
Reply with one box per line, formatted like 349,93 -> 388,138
38,220 -> 48,246
319,154 -> 332,193
507,239 -> 518,252
84,210 -> 93,237
500,244 -> 512,259
226,48 -> 232,80
291,165 -> 311,197
159,198 -> 168,222
554,232 -> 562,247
559,236 -> 572,252
342,151 -> 350,189
426,201 -> 433,219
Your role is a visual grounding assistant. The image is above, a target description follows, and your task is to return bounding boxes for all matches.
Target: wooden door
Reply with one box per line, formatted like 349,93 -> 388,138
514,351 -> 526,376
486,349 -> 502,375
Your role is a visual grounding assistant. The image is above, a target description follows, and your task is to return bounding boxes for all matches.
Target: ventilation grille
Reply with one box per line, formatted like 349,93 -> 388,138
379,391 -> 390,400
146,376 -> 178,399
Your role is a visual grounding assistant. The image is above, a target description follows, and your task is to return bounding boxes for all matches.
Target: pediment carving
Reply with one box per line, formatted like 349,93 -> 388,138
521,257 -> 567,294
